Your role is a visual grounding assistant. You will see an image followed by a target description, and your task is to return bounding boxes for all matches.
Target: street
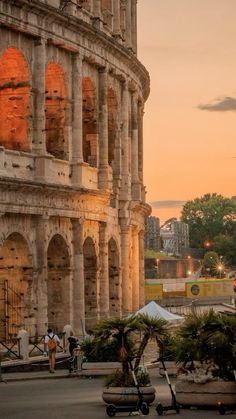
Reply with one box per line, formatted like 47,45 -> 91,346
0,374 -> 234,419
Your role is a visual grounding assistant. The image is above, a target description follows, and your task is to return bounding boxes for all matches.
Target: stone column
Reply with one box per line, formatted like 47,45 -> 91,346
138,230 -> 145,307
138,100 -> 144,183
131,92 -> 140,200
61,0 -> 77,15
35,216 -> 49,336
93,0 -> 101,17
92,0 -> 102,29
72,53 -> 83,162
99,222 -> 109,319
120,81 -> 131,201
132,227 -> 139,311
33,38 -> 46,155
121,226 -> 132,315
71,53 -> 83,184
125,0 -> 132,49
98,67 -> 109,190
113,0 -> 121,38
131,0 -> 137,53
72,219 -> 85,336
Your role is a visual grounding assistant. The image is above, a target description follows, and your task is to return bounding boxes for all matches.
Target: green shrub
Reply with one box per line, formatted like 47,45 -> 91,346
173,310 -> 236,381
80,337 -> 122,362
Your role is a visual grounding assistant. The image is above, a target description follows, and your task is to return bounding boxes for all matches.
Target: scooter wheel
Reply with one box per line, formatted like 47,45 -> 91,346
218,403 -> 226,415
106,404 -> 116,417
140,402 -> 149,415
156,403 -> 164,416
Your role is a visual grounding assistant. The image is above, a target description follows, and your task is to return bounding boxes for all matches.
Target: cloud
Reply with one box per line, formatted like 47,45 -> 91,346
149,200 -> 186,209
198,96 -> 236,112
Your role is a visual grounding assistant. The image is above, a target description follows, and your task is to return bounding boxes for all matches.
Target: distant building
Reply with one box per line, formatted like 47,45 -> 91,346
160,219 -> 189,257
144,216 -> 161,251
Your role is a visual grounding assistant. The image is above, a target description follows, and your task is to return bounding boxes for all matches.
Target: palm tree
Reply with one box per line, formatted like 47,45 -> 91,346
133,314 -> 168,371
93,316 -> 139,375
174,310 -> 236,380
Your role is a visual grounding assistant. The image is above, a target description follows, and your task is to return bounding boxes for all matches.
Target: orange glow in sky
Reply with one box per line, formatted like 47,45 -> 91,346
138,0 -> 236,224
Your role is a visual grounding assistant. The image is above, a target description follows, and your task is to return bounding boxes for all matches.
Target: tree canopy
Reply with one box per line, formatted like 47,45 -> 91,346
181,194 -> 236,264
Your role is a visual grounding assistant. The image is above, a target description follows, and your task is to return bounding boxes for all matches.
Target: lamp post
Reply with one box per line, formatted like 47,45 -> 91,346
218,264 -> 223,279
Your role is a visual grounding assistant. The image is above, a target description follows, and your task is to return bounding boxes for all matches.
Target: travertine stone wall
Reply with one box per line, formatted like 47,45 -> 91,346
0,0 -> 150,338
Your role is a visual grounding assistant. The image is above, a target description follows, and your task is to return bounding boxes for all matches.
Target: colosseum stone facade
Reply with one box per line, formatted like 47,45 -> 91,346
0,0 -> 150,339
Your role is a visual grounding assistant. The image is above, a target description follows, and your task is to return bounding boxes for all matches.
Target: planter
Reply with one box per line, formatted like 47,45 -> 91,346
82,362 -> 121,376
102,386 -> 156,406
175,380 -> 236,407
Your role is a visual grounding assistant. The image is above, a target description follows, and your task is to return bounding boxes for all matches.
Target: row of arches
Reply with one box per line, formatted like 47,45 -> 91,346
0,232 -> 120,339
0,47 -> 120,168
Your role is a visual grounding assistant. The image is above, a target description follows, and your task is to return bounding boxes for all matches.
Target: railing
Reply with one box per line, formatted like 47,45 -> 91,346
0,338 -> 21,359
29,332 -> 66,357
0,280 -> 25,340
0,331 -> 67,362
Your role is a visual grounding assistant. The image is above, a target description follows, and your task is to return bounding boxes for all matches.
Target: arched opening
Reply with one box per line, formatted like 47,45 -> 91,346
0,47 -> 31,152
101,0 -> 113,28
83,237 -> 97,331
82,77 -> 98,167
47,234 -> 70,332
108,238 -> 120,317
45,63 -> 68,160
0,233 -> 33,339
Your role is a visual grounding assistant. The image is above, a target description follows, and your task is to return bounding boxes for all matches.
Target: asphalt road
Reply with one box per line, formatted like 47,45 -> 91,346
0,375 -> 235,419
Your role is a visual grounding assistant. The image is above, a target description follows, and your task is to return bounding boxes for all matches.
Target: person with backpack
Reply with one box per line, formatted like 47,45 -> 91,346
44,328 -> 60,373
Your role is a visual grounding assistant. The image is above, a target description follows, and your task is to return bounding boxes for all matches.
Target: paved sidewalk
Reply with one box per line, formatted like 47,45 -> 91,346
1,368 -> 74,382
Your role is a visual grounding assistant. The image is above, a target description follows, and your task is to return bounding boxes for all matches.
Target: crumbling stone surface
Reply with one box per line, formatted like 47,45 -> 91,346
0,0 -> 151,339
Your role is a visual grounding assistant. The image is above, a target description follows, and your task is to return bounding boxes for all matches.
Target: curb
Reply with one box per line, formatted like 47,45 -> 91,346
1,372 -> 81,383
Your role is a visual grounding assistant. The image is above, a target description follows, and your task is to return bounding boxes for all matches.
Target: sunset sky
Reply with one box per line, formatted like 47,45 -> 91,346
137,0 -> 236,224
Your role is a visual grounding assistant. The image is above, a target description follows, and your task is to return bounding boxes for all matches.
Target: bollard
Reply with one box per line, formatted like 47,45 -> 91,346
17,329 -> 29,361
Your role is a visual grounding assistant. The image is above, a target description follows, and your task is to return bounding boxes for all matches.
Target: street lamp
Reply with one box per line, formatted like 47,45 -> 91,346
217,264 -> 223,279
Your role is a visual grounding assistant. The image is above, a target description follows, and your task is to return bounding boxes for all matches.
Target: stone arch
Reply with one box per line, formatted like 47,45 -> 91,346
0,233 -> 34,339
108,237 -> 120,317
83,236 -> 97,331
47,234 -> 71,332
45,63 -> 68,160
0,47 -> 31,152
82,77 -> 98,167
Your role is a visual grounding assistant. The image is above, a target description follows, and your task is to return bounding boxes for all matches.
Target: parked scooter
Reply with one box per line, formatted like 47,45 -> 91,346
155,357 -> 180,416
106,356 -> 149,417
217,400 -> 236,415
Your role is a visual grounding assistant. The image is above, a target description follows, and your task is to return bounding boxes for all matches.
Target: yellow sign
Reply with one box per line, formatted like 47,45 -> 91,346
186,279 -> 233,298
145,283 -> 163,300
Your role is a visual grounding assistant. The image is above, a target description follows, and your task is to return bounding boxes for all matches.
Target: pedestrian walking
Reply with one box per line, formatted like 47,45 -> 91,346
67,331 -> 78,372
44,328 -> 60,373
67,331 -> 78,357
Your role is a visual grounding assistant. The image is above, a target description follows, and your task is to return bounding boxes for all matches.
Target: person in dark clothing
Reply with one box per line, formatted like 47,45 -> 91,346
68,331 -> 78,372
68,331 -> 78,356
